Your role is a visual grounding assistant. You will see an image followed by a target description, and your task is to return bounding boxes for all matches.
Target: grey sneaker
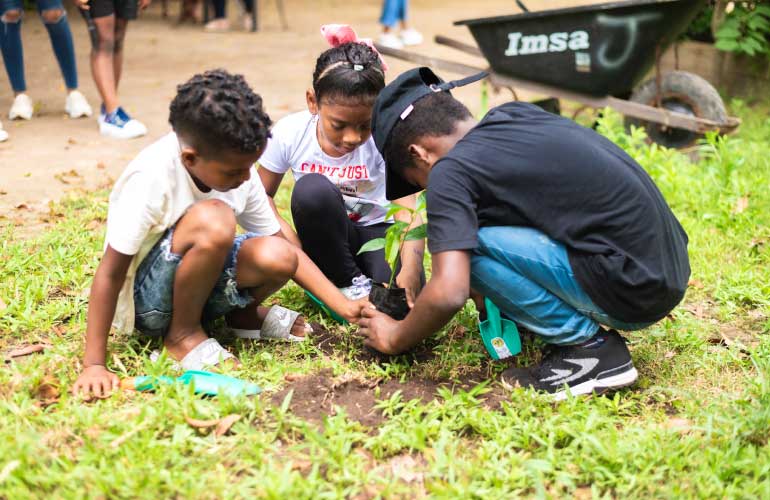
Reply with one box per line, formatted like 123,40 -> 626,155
339,275 -> 372,300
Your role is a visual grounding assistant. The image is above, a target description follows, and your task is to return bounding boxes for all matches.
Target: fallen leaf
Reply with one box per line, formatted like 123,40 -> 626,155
34,377 -> 61,405
96,161 -> 106,169
284,373 -> 302,382
663,417 -> 693,433
0,189 -> 7,195
85,220 -> 101,231
290,459 -> 313,474
52,325 -> 66,336
7,343 -> 50,359
67,137 -> 77,145
184,415 -> 221,429
215,414 -> 242,436
0,297 -> 6,312
573,487 -> 593,500
732,196 -> 749,215
664,351 -> 676,359
687,279 -> 704,289
13,203 -> 29,210
388,454 -> 423,483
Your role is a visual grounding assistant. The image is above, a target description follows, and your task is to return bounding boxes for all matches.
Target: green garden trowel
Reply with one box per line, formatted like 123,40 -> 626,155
121,370 -> 261,397
479,298 -> 521,360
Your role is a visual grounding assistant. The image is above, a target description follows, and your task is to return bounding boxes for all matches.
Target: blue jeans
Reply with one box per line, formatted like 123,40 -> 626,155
470,226 -> 652,345
133,226 -> 257,337
1,0 -> 79,92
379,0 -> 407,27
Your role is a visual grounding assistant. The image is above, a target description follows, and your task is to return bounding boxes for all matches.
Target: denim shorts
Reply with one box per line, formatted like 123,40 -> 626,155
133,226 -> 258,337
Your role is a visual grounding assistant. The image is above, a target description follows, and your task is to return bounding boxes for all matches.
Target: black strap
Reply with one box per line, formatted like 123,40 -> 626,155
434,71 -> 488,92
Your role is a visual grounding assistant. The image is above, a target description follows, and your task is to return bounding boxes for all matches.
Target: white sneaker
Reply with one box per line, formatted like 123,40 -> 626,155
99,106 -> 147,139
400,28 -> 423,46
378,32 -> 404,49
339,275 -> 372,300
65,90 -> 93,119
9,94 -> 33,120
204,18 -> 230,32
0,121 -> 8,142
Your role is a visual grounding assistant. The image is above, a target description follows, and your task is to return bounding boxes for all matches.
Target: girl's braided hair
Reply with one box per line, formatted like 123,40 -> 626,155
312,42 -> 385,105
169,69 -> 272,156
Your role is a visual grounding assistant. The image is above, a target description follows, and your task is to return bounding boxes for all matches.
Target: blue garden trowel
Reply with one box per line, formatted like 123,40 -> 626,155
479,298 -> 521,360
121,370 -> 261,397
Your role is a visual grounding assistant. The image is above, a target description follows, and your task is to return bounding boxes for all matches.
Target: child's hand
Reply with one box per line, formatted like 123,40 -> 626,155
73,365 -> 120,399
138,0 -> 152,10
344,297 -> 373,324
73,0 -> 90,10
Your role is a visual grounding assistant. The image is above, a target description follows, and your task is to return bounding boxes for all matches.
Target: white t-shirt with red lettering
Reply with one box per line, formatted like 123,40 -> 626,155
259,110 -> 389,226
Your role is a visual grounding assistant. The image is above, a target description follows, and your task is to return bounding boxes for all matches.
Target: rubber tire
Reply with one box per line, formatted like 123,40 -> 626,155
625,71 -> 727,149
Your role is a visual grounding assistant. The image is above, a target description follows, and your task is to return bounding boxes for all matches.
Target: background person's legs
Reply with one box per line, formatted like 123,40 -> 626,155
39,0 -> 92,117
470,226 -> 603,345
86,12 -> 119,113
0,3 -> 26,94
0,1 -> 34,120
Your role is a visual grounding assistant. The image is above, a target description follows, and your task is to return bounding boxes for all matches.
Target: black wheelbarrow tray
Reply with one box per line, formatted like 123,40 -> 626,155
375,0 -> 740,149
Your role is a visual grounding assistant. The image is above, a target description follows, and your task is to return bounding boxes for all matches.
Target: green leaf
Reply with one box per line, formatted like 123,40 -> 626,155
357,238 -> 386,254
385,233 -> 401,268
384,202 -> 411,220
715,39 -> 740,52
755,5 -> 770,18
404,224 -> 427,241
416,191 -> 427,213
717,25 -> 742,39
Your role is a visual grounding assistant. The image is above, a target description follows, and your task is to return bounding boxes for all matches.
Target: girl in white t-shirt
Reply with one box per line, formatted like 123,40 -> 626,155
258,25 -> 424,305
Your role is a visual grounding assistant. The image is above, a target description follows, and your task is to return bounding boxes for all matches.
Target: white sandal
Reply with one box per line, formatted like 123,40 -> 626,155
150,338 -> 235,371
230,305 -> 310,342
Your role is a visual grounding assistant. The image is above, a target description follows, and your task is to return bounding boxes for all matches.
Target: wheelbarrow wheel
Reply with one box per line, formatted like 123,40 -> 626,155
625,71 -> 727,149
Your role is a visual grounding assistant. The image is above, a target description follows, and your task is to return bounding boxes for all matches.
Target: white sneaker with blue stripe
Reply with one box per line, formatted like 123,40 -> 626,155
99,106 -> 147,139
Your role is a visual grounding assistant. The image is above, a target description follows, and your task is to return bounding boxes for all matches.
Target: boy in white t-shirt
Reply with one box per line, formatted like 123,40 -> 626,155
73,69 -> 367,398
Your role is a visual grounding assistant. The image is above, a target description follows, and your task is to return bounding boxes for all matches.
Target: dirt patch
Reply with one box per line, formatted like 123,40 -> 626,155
271,368 -> 508,427
310,323 -> 438,365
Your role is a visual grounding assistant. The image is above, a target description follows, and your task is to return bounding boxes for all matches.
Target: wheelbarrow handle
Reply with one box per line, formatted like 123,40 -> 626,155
515,0 -> 529,13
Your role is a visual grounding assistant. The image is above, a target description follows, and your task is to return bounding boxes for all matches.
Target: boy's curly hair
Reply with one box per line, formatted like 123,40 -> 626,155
169,69 -> 272,156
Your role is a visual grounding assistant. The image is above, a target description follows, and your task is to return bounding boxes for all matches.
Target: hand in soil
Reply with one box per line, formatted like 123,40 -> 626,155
396,269 -> 422,309
358,306 -> 402,355
73,365 -> 120,399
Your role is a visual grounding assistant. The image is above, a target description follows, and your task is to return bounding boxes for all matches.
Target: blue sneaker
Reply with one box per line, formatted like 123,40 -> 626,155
99,106 -> 147,139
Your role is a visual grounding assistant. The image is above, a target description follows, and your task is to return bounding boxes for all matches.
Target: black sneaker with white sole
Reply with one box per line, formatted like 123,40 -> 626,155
502,329 -> 638,401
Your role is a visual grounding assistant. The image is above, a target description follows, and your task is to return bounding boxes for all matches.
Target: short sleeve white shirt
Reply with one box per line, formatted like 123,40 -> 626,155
106,132 -> 280,333
259,110 -> 390,225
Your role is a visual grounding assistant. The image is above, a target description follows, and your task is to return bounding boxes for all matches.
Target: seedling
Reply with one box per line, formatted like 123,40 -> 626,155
357,192 -> 427,319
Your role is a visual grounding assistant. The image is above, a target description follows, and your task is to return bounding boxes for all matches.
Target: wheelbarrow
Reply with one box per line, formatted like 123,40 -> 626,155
375,0 -> 740,149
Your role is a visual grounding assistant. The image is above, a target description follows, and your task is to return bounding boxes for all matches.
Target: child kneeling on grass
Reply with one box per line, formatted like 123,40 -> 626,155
74,69 -> 367,398
360,68 -> 691,401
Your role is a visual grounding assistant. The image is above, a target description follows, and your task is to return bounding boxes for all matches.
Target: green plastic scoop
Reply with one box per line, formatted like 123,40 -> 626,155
121,370 -> 261,397
305,290 -> 348,324
479,298 -> 521,360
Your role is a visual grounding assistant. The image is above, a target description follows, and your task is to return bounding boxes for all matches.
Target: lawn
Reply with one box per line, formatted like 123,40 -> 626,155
1,100 -> 769,498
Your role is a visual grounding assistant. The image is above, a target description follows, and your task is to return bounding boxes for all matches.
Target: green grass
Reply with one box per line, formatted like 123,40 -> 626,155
1,101 -> 769,498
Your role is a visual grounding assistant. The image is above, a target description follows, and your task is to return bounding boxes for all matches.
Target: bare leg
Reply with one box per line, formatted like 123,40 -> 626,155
225,236 -> 307,337
89,14 -> 119,113
164,200 -> 236,361
113,17 -> 128,91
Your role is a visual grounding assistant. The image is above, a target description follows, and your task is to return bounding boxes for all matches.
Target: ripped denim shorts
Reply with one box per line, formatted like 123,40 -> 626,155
133,225 -> 258,336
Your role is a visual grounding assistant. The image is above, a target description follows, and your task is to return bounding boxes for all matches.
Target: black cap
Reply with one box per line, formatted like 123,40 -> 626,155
371,67 -> 487,200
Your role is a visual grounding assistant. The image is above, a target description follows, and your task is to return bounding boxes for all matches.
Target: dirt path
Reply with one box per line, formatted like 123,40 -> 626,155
0,0 -> 602,225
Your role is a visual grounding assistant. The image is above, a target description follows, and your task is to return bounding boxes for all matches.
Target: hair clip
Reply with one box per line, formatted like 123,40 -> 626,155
353,64 -> 364,71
